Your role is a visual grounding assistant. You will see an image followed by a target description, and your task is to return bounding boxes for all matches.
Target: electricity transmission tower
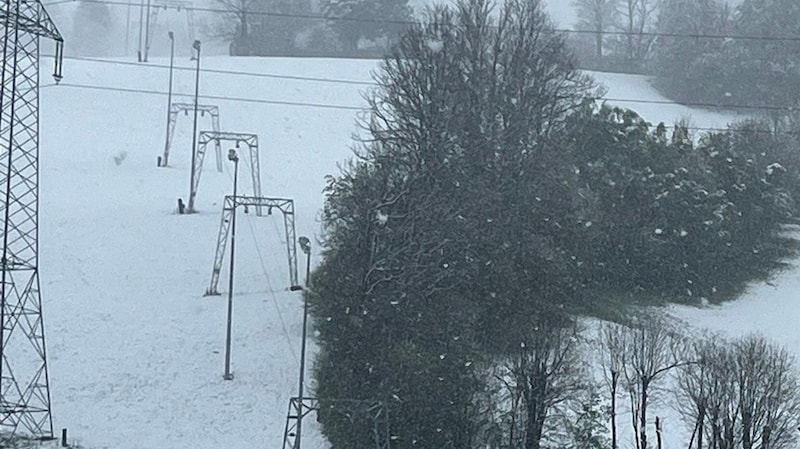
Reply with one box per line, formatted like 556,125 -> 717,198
0,0 -> 63,440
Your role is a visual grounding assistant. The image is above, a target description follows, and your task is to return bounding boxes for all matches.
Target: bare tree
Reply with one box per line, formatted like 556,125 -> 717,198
573,0 -> 620,57
206,0 -> 262,54
733,335 -> 800,449
676,333 -> 731,449
619,313 -> 689,449
676,333 -> 800,449
493,319 -> 585,449
598,321 -> 627,449
619,0 -> 660,62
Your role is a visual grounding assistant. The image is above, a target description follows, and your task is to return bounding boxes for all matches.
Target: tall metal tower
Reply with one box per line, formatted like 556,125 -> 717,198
0,0 -> 63,440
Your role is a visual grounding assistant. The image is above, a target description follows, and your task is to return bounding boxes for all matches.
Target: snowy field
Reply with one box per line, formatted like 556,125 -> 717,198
30,53 -> 784,449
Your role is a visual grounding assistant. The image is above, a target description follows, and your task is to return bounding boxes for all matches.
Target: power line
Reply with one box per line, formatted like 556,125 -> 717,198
51,67 -> 795,115
44,0 -> 800,44
49,79 -> 793,136
54,81 -> 366,111
40,55 -> 800,113
53,54 -> 376,86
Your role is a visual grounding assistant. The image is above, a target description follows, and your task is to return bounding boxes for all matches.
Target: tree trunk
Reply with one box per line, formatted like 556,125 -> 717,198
697,404 -> 705,449
723,417 -> 734,449
640,377 -> 649,449
611,370 -> 618,449
742,413 -> 752,449
711,409 -> 720,449
595,32 -> 603,58
524,371 -> 547,449
525,398 -> 543,449
626,1 -> 634,60
631,389 -> 640,449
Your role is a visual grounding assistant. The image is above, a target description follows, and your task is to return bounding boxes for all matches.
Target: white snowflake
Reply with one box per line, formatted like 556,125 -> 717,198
426,38 -> 444,53
376,210 -> 388,225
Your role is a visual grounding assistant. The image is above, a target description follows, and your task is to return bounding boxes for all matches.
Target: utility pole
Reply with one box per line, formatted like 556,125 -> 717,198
125,0 -> 131,56
294,236 -> 312,449
161,31 -> 175,167
137,0 -> 144,61
187,39 -> 201,213
223,149 -> 239,381
143,0 -> 152,61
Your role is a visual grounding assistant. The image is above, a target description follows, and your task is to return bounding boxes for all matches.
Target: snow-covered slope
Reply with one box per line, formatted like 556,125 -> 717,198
34,54 -> 775,449
40,55 -> 374,449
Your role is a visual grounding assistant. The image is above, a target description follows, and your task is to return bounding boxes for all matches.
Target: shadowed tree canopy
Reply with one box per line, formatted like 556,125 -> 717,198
310,0 -> 596,447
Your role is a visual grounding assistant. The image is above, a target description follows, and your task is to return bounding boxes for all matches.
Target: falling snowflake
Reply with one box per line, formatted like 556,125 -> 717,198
426,38 -> 444,53
376,210 -> 388,225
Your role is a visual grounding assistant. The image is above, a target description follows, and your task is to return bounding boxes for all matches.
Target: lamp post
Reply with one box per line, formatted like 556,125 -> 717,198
125,0 -> 131,56
187,39 -> 201,213
137,0 -> 144,61
161,31 -> 175,167
295,236 -> 312,449
143,0 -> 152,62
223,149 -> 239,381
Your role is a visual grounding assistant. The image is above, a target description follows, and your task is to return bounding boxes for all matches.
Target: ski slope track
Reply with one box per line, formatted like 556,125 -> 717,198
31,55 -> 787,449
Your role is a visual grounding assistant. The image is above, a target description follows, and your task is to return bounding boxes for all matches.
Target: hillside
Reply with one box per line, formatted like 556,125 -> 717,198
31,54 -> 778,449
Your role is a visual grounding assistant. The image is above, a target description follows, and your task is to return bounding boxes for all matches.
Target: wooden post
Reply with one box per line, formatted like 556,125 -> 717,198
61,428 -> 67,447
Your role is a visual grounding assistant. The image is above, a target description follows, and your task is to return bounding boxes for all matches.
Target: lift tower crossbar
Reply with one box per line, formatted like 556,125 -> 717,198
205,196 -> 298,295
0,0 -> 63,440
188,132 -> 261,214
161,102 -> 221,169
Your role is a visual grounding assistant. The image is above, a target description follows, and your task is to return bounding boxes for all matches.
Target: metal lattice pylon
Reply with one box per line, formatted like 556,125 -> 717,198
282,398 -> 390,449
204,196 -> 298,295
0,0 -> 63,440
161,102 -> 220,169
187,132 -> 261,214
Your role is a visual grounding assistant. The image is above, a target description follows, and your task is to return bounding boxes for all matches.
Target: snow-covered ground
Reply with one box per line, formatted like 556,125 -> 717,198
30,52 -> 784,449
39,55 -> 374,449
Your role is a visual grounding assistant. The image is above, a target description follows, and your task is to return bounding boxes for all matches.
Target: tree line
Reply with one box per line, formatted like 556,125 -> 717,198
211,0 -> 413,57
572,0 -> 800,127
308,0 -> 800,448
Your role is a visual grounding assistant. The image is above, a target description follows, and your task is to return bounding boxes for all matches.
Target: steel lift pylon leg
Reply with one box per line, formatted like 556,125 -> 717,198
204,196 -> 298,295
188,132 -> 261,214
162,102 -> 221,169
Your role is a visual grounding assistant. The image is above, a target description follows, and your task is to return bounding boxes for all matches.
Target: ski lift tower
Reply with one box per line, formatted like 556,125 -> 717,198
0,0 -> 63,441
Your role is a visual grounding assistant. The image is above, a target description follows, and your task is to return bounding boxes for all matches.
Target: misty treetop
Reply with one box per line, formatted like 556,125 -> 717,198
652,0 -> 800,119
215,0 -> 414,56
